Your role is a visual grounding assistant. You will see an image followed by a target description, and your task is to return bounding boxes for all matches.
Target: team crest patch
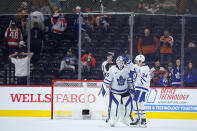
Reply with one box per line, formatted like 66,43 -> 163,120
117,75 -> 126,86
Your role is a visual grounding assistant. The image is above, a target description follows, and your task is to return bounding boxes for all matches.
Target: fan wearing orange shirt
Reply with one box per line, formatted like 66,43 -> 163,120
159,30 -> 174,65
81,52 -> 96,79
137,28 -> 159,62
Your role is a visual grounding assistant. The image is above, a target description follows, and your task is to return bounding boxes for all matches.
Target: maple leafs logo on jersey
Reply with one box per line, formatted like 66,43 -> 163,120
117,75 -> 126,86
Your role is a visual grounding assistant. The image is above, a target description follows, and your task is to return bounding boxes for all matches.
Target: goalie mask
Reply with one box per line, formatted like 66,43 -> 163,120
135,54 -> 145,63
116,56 -> 125,70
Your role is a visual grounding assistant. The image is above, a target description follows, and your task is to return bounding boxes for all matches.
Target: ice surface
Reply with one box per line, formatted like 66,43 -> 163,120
0,117 -> 197,131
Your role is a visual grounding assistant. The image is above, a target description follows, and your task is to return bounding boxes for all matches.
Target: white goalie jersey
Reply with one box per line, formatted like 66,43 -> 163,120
103,65 -> 132,94
133,65 -> 151,92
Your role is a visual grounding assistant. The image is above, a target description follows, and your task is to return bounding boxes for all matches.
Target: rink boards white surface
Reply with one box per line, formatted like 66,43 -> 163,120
1,117 -> 197,131
0,84 -> 197,119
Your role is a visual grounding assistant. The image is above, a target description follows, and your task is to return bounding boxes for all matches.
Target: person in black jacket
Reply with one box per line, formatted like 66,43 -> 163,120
30,22 -> 44,63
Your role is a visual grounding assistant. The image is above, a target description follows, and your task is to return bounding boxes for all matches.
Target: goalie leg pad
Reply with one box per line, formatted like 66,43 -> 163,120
106,93 -> 121,126
120,95 -> 134,125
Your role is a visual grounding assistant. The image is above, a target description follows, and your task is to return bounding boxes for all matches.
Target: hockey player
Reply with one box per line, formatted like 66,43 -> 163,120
130,54 -> 151,127
100,56 -> 134,127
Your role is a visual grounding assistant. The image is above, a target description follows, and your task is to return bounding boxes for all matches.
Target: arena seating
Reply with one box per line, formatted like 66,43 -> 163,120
0,14 -> 197,85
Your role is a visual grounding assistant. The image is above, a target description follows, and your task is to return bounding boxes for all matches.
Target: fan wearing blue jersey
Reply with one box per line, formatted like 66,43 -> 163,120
130,55 -> 151,127
100,56 -> 134,127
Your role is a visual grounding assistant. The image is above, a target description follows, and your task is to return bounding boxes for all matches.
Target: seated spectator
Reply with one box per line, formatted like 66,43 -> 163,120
5,21 -> 23,54
137,28 -> 159,62
137,0 -> 160,13
166,62 -> 173,81
95,14 -> 111,31
59,49 -> 78,72
171,58 -> 182,87
151,60 -> 166,86
81,51 -> 96,79
147,0 -> 160,14
158,71 -> 171,87
185,42 -> 197,67
101,53 -> 114,77
9,52 -> 34,85
159,30 -> 174,65
184,62 -> 197,87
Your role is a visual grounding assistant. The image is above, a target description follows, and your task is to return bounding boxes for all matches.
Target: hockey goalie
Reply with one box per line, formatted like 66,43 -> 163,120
100,56 -> 134,127
130,54 -> 151,127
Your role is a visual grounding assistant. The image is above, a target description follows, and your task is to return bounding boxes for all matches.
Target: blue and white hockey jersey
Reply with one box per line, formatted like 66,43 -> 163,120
133,65 -> 151,93
103,65 -> 132,94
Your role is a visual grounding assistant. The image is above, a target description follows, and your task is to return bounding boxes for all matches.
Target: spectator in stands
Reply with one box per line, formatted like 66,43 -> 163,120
159,30 -> 174,65
30,8 -> 45,24
16,8 -> 28,36
59,49 -> 78,72
171,58 -> 182,87
185,42 -> 197,67
19,1 -> 29,14
28,8 -> 45,32
184,62 -> 197,87
158,71 -> 171,87
48,0 -> 58,8
147,0 -> 160,14
40,0 -> 52,33
30,22 -> 44,63
81,51 -> 96,79
5,21 -> 23,54
9,51 -> 34,85
137,28 -> 159,62
166,62 -> 173,82
84,8 -> 95,31
30,0 -> 42,9
137,0 -> 146,13
40,0 -> 52,15
51,12 -> 67,46
18,41 -> 27,53
82,32 -> 92,53
74,6 -> 87,41
151,60 -> 166,86
101,53 -> 113,77
176,0 -> 187,14
56,0 -> 67,11
95,14 -> 111,31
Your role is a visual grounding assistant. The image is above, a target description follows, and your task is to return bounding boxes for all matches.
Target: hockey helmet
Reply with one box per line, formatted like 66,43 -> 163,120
116,56 -> 125,70
135,54 -> 145,63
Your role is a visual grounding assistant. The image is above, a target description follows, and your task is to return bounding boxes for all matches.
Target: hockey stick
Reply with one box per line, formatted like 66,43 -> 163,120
130,72 -> 141,123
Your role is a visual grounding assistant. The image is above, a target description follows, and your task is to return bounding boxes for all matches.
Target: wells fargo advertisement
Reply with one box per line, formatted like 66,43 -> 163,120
0,85 -> 197,119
